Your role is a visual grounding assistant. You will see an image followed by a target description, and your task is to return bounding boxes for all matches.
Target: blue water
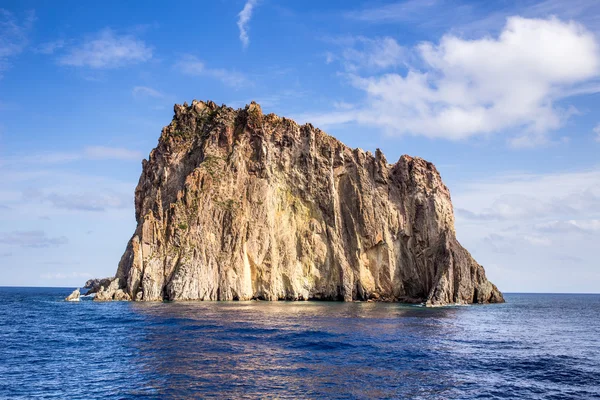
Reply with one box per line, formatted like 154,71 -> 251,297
0,288 -> 599,399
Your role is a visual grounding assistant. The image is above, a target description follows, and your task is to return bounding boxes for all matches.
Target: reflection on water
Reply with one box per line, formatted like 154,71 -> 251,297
0,289 -> 599,399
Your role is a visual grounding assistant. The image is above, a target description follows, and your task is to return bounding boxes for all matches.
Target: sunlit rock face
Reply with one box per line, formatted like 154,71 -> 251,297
95,100 -> 503,305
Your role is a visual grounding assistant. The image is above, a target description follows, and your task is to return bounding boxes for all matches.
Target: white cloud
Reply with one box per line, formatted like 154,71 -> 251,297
328,36 -> 405,71
0,151 -> 138,286
309,17 -> 600,145
522,235 -> 552,246
175,54 -> 204,73
536,219 -> 600,234
453,166 -> 600,292
28,190 -> 130,212
325,52 -> 335,64
594,123 -> 600,141
175,55 -> 247,87
237,0 -> 258,48
58,28 -> 152,68
0,9 -> 34,76
333,101 -> 354,110
454,168 -> 600,221
34,39 -> 65,55
0,165 -> 135,219
482,232 -> 551,254
132,86 -> 163,98
0,230 -> 68,248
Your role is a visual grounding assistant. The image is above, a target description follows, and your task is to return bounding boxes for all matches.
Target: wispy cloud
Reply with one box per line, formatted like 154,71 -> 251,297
483,232 -> 551,254
83,146 -> 141,161
25,189 -> 130,212
34,39 -> 65,55
307,16 -> 600,146
535,219 -> 600,234
345,0 -> 439,23
58,28 -> 152,68
325,36 -> 405,71
344,0 -> 600,36
594,123 -> 600,141
0,230 -> 68,248
0,166 -> 135,218
454,168 -> 600,223
175,55 -> 248,87
0,9 -> 35,76
132,85 -> 163,99
1,146 -> 143,167
229,88 -> 309,110
40,271 -> 92,280
237,0 -> 258,48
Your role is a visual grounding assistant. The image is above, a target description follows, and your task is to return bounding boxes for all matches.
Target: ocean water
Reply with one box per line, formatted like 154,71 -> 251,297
0,288 -> 598,399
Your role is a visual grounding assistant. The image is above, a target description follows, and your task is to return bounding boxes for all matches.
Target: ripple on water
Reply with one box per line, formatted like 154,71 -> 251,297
0,289 -> 599,399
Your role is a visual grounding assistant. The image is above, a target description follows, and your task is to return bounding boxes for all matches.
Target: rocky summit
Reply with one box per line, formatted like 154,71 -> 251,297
94,100 -> 503,306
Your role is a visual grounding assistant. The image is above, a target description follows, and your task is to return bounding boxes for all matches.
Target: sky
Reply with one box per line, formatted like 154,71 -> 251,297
0,0 -> 599,293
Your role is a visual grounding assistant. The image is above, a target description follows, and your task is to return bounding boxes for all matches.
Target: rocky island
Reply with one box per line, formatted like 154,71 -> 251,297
93,100 -> 503,306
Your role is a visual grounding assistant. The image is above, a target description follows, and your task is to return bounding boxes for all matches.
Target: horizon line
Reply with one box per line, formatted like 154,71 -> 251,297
0,286 -> 599,295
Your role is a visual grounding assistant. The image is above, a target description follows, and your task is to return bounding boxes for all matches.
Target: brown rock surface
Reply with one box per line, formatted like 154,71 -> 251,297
95,100 -> 503,305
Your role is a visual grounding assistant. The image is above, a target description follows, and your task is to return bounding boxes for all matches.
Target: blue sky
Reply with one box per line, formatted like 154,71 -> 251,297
0,0 -> 599,292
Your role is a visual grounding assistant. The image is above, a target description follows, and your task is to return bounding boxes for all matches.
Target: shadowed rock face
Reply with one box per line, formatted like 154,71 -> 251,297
83,277 -> 112,295
95,100 -> 504,305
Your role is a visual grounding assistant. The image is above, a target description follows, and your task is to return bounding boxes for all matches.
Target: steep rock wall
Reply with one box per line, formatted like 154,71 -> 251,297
95,100 -> 504,305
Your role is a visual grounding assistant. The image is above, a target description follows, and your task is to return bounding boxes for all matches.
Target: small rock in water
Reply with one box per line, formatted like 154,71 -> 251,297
65,288 -> 80,302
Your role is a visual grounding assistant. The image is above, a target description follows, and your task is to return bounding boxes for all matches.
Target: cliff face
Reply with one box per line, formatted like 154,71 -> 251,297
95,100 -> 504,305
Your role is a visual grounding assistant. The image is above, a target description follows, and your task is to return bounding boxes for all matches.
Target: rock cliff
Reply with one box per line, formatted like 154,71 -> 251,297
95,100 -> 503,305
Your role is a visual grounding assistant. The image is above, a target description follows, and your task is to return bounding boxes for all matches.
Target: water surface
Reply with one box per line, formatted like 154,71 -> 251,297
0,288 -> 598,399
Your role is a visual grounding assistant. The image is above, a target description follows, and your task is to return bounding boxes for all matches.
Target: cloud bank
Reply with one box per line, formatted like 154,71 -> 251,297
453,166 -> 600,292
313,16 -> 600,146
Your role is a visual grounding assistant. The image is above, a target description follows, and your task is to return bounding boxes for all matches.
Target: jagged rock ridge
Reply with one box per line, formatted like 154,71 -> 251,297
95,100 -> 504,305
83,277 -> 112,296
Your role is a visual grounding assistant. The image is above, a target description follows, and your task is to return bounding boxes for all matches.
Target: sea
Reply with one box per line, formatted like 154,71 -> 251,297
0,288 -> 598,399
